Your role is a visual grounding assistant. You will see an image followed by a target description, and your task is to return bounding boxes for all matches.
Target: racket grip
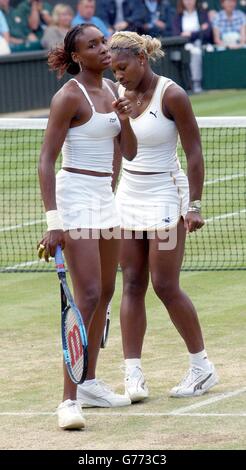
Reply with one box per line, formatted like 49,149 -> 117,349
55,245 -> 65,273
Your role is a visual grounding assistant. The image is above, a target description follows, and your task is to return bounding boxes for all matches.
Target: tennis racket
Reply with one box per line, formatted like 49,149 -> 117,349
100,302 -> 111,349
55,245 -> 88,384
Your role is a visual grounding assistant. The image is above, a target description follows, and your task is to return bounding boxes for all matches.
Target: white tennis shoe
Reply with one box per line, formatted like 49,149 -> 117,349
57,399 -> 86,429
77,380 -> 131,407
170,362 -> 219,397
125,366 -> 149,403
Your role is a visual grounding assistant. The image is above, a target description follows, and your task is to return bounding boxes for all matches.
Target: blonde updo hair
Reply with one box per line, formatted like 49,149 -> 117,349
109,31 -> 164,62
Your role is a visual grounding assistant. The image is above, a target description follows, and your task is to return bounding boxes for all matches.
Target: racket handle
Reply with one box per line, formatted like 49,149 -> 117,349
55,245 -> 65,273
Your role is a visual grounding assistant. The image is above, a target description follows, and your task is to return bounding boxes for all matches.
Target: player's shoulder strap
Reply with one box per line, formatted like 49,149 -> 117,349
118,83 -> 125,98
69,78 -> 95,111
103,79 -> 118,99
159,77 -> 176,105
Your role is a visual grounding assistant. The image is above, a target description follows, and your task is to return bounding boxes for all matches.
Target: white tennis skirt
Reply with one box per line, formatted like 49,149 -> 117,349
56,169 -> 120,230
115,169 -> 189,231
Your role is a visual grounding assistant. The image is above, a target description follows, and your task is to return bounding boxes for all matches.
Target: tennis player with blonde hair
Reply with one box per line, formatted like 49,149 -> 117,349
109,31 -> 219,401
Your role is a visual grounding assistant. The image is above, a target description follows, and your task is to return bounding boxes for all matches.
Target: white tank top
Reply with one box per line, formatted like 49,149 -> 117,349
62,79 -> 121,172
119,76 -> 181,172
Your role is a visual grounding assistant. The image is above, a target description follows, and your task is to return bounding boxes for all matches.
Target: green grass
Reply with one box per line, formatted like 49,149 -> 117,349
0,271 -> 245,449
190,89 -> 246,116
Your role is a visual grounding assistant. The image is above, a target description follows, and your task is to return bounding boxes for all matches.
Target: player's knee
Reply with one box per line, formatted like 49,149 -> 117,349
152,278 -> 178,305
123,271 -> 148,297
100,282 -> 115,305
78,284 -> 101,318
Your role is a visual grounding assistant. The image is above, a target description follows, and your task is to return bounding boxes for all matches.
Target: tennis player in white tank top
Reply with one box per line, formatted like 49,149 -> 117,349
38,25 -> 137,430
110,32 -> 218,402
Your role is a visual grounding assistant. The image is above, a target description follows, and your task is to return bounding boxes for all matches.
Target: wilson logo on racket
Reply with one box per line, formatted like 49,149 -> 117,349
56,263 -> 64,269
68,325 -> 83,367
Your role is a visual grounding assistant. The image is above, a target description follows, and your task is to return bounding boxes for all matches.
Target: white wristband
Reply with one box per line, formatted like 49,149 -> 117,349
46,210 -> 63,231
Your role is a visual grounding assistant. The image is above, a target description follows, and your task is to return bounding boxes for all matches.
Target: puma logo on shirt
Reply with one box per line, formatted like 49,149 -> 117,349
150,110 -> 158,118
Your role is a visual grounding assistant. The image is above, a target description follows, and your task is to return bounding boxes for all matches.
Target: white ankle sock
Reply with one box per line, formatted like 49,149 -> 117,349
125,358 -> 142,371
82,378 -> 97,387
189,350 -> 211,370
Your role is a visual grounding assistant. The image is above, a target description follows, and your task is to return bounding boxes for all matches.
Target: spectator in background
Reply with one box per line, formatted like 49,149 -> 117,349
72,0 -> 110,37
100,0 -> 173,36
1,0 -> 24,48
121,0 -> 147,33
16,0 -> 52,42
173,0 -> 213,93
0,0 -> 38,50
41,3 -> 73,49
113,0 -> 131,31
212,0 -> 246,47
0,8 -> 10,54
199,0 -> 246,21
142,0 -> 173,37
95,0 -> 146,33
95,0 -> 116,34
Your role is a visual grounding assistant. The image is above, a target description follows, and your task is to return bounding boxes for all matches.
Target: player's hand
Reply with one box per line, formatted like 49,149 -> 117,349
184,212 -> 205,234
181,31 -> 191,37
31,0 -> 42,11
114,21 -> 128,31
37,230 -> 65,262
155,20 -> 166,29
112,98 -> 132,121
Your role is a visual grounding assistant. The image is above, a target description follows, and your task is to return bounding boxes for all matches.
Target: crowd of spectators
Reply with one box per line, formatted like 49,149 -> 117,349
0,0 -> 245,92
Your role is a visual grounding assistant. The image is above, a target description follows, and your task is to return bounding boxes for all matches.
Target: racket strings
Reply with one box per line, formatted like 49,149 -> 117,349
65,308 -> 84,382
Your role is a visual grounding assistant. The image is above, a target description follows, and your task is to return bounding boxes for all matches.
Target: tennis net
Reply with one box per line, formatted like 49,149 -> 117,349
0,117 -> 245,272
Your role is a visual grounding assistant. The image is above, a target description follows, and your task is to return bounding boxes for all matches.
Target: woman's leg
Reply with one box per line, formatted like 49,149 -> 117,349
57,232 -> 102,429
120,233 -> 149,359
63,232 -> 102,401
77,232 -> 131,407
149,220 -> 218,396
120,233 -> 150,402
185,43 -> 202,93
149,220 -> 204,353
86,234 -> 120,379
